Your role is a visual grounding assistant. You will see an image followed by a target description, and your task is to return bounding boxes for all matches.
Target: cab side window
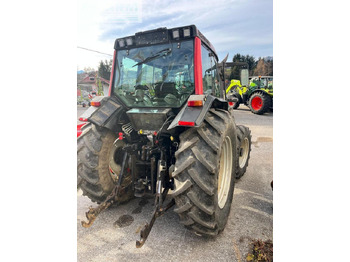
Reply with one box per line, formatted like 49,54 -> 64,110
201,44 -> 218,96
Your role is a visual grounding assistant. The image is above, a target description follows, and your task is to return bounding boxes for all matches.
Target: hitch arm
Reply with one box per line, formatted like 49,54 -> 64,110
81,152 -> 128,228
136,188 -> 175,248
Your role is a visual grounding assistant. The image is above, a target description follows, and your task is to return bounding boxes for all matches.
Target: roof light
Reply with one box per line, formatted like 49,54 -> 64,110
172,29 -> 180,39
90,101 -> 101,107
178,121 -> 195,127
126,37 -> 133,45
79,117 -> 88,122
183,28 -> 191,37
118,39 -> 125,48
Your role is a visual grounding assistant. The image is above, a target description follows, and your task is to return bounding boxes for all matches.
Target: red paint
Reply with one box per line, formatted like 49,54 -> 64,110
194,37 -> 203,95
178,121 -> 195,127
108,50 -> 117,96
251,96 -> 263,110
77,123 -> 87,138
79,117 -> 88,122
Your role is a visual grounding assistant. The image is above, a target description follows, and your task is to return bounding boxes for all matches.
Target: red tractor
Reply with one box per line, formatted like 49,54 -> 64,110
77,25 -> 252,247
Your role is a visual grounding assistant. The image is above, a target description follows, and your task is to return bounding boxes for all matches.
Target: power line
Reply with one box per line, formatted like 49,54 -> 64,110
77,46 -> 113,57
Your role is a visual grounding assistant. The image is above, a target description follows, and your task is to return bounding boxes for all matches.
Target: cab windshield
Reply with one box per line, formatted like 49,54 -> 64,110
113,40 -> 194,108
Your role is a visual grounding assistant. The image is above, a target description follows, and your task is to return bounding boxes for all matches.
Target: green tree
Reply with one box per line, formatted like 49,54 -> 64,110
231,53 -> 257,79
95,75 -> 104,96
244,55 -> 257,75
98,59 -> 112,80
253,58 -> 267,76
266,59 -> 273,76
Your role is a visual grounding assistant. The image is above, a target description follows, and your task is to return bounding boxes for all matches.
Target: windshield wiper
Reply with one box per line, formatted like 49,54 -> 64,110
133,48 -> 172,67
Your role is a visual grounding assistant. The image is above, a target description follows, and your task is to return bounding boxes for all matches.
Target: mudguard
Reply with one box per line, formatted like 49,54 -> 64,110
167,95 -> 229,129
250,88 -> 273,98
87,96 -> 125,131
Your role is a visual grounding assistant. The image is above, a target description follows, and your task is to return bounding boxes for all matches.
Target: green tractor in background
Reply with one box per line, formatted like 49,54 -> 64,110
225,62 -> 273,115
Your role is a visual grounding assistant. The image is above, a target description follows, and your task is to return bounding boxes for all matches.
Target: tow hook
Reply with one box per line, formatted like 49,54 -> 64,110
136,188 -> 174,248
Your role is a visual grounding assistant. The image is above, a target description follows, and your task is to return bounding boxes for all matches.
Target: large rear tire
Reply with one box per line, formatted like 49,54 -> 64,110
77,124 -> 133,203
249,92 -> 271,115
235,125 -> 251,179
171,108 -> 237,236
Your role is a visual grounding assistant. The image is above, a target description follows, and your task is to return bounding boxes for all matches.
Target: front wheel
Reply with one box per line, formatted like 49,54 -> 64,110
171,108 -> 237,236
235,125 -> 252,179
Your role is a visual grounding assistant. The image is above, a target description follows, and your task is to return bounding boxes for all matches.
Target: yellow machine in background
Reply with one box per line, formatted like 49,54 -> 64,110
226,74 -> 273,115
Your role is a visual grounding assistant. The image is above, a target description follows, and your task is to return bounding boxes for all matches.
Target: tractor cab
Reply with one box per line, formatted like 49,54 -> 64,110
111,26 -> 223,107
249,76 -> 273,90
102,25 -> 228,133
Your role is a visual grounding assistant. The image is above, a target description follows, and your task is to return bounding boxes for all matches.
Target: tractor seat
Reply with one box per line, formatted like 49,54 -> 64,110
154,82 -> 178,98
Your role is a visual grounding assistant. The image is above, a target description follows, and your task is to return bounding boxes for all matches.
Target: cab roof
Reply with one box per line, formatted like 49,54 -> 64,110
114,25 -> 218,61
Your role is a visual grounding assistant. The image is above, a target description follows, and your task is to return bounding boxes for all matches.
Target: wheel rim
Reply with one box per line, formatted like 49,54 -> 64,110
218,136 -> 233,209
239,137 -> 249,168
251,96 -> 263,110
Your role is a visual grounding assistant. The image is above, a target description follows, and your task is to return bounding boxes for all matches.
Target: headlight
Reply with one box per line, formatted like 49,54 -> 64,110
118,39 -> 125,48
126,38 -> 133,46
172,29 -> 179,39
183,28 -> 191,37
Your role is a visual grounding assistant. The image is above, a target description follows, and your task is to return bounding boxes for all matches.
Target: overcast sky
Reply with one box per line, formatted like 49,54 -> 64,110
77,0 -> 272,70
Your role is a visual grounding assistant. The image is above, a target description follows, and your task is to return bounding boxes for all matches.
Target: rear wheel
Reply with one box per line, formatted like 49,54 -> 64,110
77,124 -> 133,203
171,108 -> 237,236
235,125 -> 251,179
249,92 -> 271,115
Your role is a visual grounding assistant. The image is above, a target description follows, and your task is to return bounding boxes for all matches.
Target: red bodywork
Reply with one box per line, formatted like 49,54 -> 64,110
194,37 -> 203,95
77,123 -> 87,138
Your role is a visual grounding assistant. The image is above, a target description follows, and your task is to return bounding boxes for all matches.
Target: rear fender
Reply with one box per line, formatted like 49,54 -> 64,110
167,95 -> 228,129
78,96 -> 107,122
87,96 -> 125,131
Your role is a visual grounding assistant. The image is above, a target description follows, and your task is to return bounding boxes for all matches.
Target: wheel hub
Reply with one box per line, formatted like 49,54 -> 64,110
251,96 -> 263,110
239,137 -> 249,168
